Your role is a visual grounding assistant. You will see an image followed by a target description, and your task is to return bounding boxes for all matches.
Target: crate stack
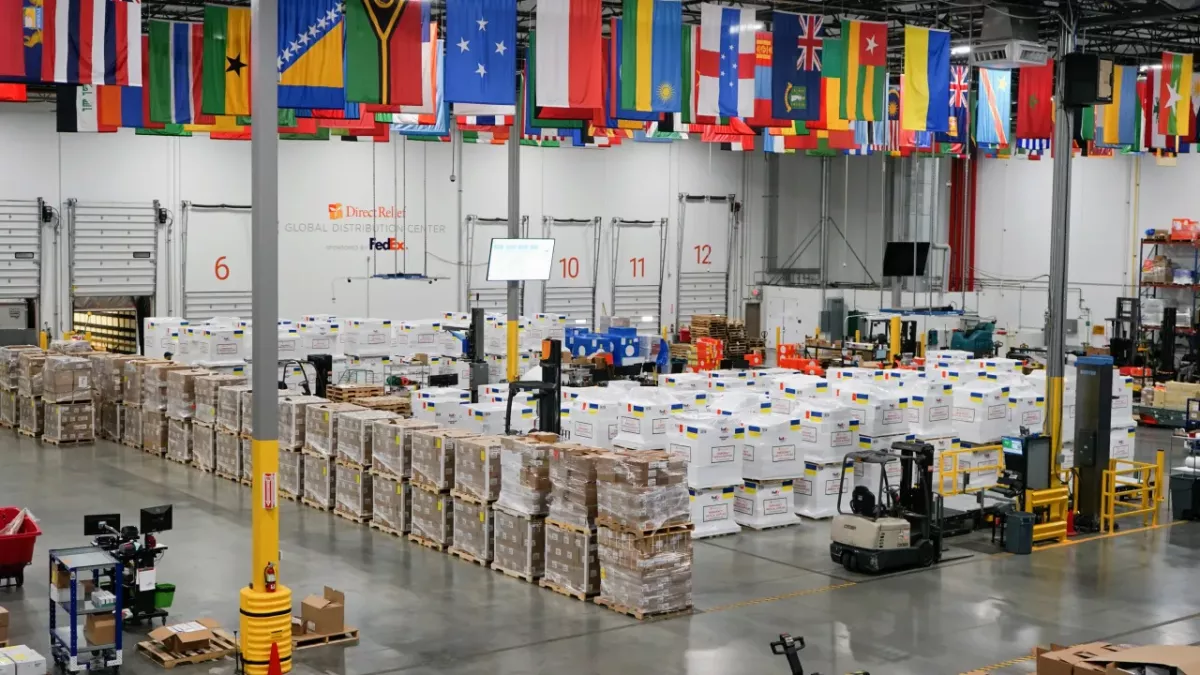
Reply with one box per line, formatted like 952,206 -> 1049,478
0,346 -> 39,428
725,320 -> 747,358
302,402 -> 365,510
278,395 -> 326,499
492,434 -> 556,582
165,369 -> 212,464
595,452 -> 693,618
542,443 -> 604,600
193,375 -> 246,473
734,407 -> 807,530
95,355 -> 135,442
141,362 -> 191,455
15,349 -> 45,438
215,384 -> 251,481
448,435 -> 505,566
355,395 -> 411,418
334,408 -> 400,523
369,418 -> 439,536
409,428 -> 479,551
121,358 -> 160,448
664,413 -> 742,538
41,355 -> 95,445
342,319 -> 392,386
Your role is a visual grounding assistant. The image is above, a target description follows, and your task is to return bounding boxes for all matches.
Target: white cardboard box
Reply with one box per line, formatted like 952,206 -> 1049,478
1007,390 -> 1045,434
192,328 -> 247,364
901,380 -> 956,437
462,402 -> 535,435
1109,426 -> 1136,460
834,382 -> 910,438
344,319 -> 393,357
413,397 -> 467,426
298,321 -> 343,356
144,317 -> 188,359
667,413 -> 742,488
740,413 -> 805,480
790,398 -> 860,461
794,456 -> 853,519
612,393 -> 675,451
734,479 -> 800,529
952,381 -> 1012,444
690,486 -> 742,538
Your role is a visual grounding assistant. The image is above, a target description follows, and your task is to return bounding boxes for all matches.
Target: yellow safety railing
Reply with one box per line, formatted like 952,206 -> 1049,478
935,444 -> 1004,496
1026,486 -> 1070,544
1100,454 -> 1164,534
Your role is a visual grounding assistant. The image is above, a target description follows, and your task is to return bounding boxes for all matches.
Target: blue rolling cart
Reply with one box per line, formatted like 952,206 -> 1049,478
48,546 -> 123,673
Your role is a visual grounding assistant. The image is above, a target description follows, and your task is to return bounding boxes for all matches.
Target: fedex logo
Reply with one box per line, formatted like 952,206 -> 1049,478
369,237 -> 406,251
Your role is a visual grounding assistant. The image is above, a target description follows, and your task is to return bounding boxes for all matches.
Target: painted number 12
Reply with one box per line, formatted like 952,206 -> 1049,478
694,244 -> 712,265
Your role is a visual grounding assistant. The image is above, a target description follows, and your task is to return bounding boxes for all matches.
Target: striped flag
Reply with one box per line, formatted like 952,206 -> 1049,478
56,83 -> 117,132
697,3 -> 756,118
535,0 -> 602,109
149,21 -> 206,125
840,20 -> 887,121
975,67 -> 1010,147
901,25 -> 949,132
620,0 -> 681,112
1160,51 -> 1194,137
44,0 -> 143,85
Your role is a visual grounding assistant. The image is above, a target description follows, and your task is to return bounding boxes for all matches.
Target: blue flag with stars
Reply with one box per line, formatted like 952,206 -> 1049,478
446,0 -> 517,106
278,0 -> 346,110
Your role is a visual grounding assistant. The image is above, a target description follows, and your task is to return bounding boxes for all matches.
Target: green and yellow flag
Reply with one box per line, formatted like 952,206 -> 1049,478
1160,51 -> 1193,137
202,6 -> 251,116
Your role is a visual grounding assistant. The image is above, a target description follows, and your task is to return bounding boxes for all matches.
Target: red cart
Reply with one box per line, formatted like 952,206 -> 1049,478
0,506 -> 42,587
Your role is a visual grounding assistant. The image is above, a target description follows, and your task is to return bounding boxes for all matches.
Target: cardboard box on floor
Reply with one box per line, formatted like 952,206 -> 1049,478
300,587 -> 345,635
148,618 -> 222,653
1092,645 -> 1200,675
0,605 -> 7,644
1037,643 -> 1137,675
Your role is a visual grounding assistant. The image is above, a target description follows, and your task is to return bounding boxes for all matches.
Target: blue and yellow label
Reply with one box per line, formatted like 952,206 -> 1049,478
734,427 -> 745,439
629,404 -> 645,418
685,426 -> 699,439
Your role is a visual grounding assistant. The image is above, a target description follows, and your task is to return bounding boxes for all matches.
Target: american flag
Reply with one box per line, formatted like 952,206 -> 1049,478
795,15 -> 823,71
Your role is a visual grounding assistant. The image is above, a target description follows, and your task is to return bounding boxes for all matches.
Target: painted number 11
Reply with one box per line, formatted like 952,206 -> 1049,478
629,257 -> 645,277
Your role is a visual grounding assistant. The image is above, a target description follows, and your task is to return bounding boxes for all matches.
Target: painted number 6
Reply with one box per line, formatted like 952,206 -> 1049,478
215,256 -> 230,281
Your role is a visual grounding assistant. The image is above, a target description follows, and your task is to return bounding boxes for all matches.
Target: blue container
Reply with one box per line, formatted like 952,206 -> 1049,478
1004,511 -> 1036,555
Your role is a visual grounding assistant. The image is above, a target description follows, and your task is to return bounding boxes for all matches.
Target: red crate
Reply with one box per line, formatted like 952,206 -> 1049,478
0,507 -> 42,574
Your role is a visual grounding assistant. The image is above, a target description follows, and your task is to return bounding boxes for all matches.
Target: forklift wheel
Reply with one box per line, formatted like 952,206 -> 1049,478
842,551 -> 856,573
917,540 -> 936,567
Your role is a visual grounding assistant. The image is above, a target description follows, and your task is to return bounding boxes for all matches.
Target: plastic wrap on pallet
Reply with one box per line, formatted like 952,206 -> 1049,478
452,498 -> 493,561
42,355 -> 93,404
303,453 -> 335,508
166,369 -> 212,419
123,404 -> 143,447
167,417 -> 191,462
49,338 -> 93,355
216,431 -> 241,476
544,524 -> 599,597
124,359 -> 167,405
193,423 -> 215,471
277,395 -> 327,449
597,526 -> 692,614
241,437 -> 253,481
97,354 -> 140,401
411,485 -> 453,545
372,474 -> 410,532
493,506 -> 545,577
336,463 -> 373,518
46,401 -> 94,443
195,374 -> 247,426
142,409 -> 169,451
16,350 -> 45,398
496,434 -> 556,516
595,451 -> 689,533
0,345 -> 39,389
410,428 -> 478,490
336,410 -> 399,465
0,389 -> 15,426
100,400 -> 123,441
18,395 -> 42,435
611,389 -> 677,451
87,352 -> 115,398
305,402 -> 367,457
143,363 -> 192,411
547,444 -> 602,529
454,435 -> 505,502
279,450 -> 304,497
371,418 -> 439,479
218,385 -> 251,434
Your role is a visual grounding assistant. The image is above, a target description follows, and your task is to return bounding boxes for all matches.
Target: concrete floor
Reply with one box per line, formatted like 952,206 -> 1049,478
2,427 -> 1198,675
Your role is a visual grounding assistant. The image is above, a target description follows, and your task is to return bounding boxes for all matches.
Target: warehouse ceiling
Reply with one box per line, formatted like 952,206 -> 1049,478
139,0 -> 1200,61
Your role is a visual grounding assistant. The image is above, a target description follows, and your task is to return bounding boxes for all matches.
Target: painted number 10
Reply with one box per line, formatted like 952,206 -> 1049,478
629,257 -> 646,277
694,244 -> 712,265
559,256 -> 580,279
214,256 -> 230,280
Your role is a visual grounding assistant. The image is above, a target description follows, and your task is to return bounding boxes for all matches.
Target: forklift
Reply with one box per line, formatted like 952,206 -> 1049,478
504,337 -> 563,435
830,442 -> 944,574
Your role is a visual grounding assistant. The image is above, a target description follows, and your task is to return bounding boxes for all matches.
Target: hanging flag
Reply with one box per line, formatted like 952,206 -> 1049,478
1144,67 -> 1175,151
841,19 -> 887,121
345,0 -> 428,105
608,18 -> 659,126
1015,59 -> 1052,141
149,21 -> 205,125
886,84 -> 901,153
41,0 -> 143,85
1160,51 -> 1193,136
901,26 -> 949,132
278,0 -> 345,109
201,5 -> 251,116
391,39 -> 447,136
56,84 -> 116,132
812,34 -> 849,132
535,0 -> 602,109
936,64 -> 968,145
0,0 -> 22,78
1100,64 -> 1137,146
697,4 -> 755,118
770,12 -> 821,121
446,0 -> 515,105
13,0 -> 49,82
527,31 -> 588,127
975,67 -> 1010,147
620,0 -> 680,112
96,83 -> 139,126
746,32 -> 788,127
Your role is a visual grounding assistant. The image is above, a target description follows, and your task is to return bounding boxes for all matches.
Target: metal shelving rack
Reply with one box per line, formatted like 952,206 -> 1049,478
48,546 -> 123,673
1137,238 -> 1200,378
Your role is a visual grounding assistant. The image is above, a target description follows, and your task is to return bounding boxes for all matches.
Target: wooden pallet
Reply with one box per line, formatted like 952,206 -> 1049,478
0,421 -> 13,430
593,596 -> 693,621
192,461 -> 215,473
355,395 -> 411,415
239,477 -> 252,487
539,579 -> 597,601
165,455 -> 191,466
546,518 -> 596,535
122,439 -> 141,449
302,497 -> 333,511
737,520 -> 801,531
367,465 -> 404,480
370,521 -> 407,537
408,532 -> 449,552
16,428 -> 38,438
334,507 -> 371,524
449,489 -> 490,506
335,456 -> 367,471
292,626 -> 360,651
214,470 -> 239,483
136,628 -> 237,669
595,516 -> 693,537
43,437 -> 95,446
327,384 -> 385,404
280,490 -> 301,502
448,547 -> 491,567
411,478 -> 449,494
491,563 -> 540,584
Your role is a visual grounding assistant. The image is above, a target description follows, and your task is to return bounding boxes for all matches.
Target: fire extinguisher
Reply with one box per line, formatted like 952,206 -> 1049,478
264,562 -> 277,593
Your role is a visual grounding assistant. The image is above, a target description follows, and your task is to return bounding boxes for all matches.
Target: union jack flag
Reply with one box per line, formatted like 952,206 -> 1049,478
949,65 -> 969,108
795,15 -> 823,71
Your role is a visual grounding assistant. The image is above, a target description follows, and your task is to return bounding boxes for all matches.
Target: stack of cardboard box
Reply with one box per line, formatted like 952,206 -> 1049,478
142,363 -> 191,454
369,418 -> 438,535
15,350 -> 45,438
334,409 -> 398,521
42,356 -> 94,443
542,443 -> 603,599
449,435 -> 505,563
0,346 -> 39,428
491,434 -> 557,580
409,429 -> 478,547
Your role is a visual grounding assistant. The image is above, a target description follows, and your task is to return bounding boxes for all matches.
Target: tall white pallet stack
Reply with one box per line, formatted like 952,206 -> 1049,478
788,398 -> 861,519
734,409 -> 805,530
665,412 -> 742,538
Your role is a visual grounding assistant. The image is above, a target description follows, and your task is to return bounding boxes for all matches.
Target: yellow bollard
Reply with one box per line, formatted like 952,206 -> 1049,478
239,437 -> 293,674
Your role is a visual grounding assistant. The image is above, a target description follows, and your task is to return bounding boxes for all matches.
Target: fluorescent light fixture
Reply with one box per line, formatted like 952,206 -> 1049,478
641,316 -> 655,322
575,319 -> 587,324
951,45 -> 971,55
1140,64 -> 1163,72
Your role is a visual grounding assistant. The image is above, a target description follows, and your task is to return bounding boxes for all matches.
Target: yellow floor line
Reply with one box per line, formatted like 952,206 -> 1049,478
701,582 -> 857,614
1033,520 -> 1188,552
959,653 -> 1036,674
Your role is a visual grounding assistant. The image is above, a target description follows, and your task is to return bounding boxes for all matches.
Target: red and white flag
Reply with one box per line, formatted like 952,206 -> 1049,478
535,0 -> 602,109
44,0 -> 143,86
697,3 -> 756,118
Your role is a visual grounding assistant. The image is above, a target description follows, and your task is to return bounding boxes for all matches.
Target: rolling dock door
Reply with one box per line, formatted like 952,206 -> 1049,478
675,194 -> 737,327
0,199 -> 45,340
609,218 -> 668,325
541,216 -> 601,326
67,199 -> 162,353
180,202 -> 254,322
464,215 -> 528,313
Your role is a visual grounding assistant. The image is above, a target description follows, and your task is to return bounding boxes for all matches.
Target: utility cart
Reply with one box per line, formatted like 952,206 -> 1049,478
48,546 -> 123,673
0,506 -> 41,587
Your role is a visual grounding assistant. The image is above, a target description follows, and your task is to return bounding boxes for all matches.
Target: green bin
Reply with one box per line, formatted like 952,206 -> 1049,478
154,583 -> 176,609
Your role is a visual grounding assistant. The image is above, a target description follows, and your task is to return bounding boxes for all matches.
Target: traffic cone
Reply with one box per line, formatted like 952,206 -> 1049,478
1066,509 -> 1077,537
267,642 -> 283,675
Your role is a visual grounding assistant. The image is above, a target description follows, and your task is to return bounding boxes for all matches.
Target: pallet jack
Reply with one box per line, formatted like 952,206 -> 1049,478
770,634 -> 870,675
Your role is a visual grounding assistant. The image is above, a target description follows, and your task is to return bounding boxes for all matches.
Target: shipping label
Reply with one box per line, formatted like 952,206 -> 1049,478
800,425 -> 818,443
832,431 -> 853,447
772,444 -> 796,462
311,338 -> 332,350
906,408 -> 919,423
217,343 -> 238,354
743,444 -> 756,461
608,424 -> 618,439
419,334 -> 436,344
764,497 -> 789,515
733,496 -> 754,515
987,404 -> 1007,420
883,409 -> 904,425
368,334 -> 385,344
711,445 -> 735,463
795,478 -> 813,496
669,443 -> 692,461
652,417 -> 667,434
1021,410 -> 1043,425
619,417 -> 641,434
929,405 -> 950,422
574,421 -> 593,439
825,478 -> 843,495
953,407 -> 975,422
702,503 -> 729,522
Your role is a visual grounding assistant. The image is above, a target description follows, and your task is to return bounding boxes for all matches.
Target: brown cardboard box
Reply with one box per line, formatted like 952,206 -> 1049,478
142,363 -> 193,411
336,409 -> 398,465
45,401 -> 95,443
495,434 -> 556,516
217,384 -> 251,433
123,403 -> 143,447
142,409 -> 168,452
300,587 -> 345,635
305,402 -> 367,456
43,355 -> 93,403
84,614 -> 116,646
165,369 -> 212,419
279,449 -> 304,497
598,526 -> 692,614
544,523 -> 599,597
411,484 -> 453,545
100,400 -> 123,441
148,618 -> 221,652
16,350 -> 45,397
595,451 -> 690,532
193,422 -> 215,471
1035,643 -> 1136,675
493,506 -> 545,577
0,605 -> 8,644
371,418 -> 439,478
454,435 -> 505,502
372,474 -> 410,533
0,389 -> 15,427
124,358 -> 169,405
1092,645 -> 1200,675
195,374 -> 247,426
215,430 -> 241,477
303,453 -> 335,508
335,463 -> 373,518
411,428 -> 478,490
451,498 -> 493,561
18,395 -> 43,435
0,345 -> 40,389
547,444 -> 602,529
167,417 -> 192,462
278,395 -> 327,449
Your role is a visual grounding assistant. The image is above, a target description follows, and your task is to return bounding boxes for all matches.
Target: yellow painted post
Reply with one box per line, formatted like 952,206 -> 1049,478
774,326 -> 781,365
506,319 -> 519,382
854,329 -> 861,343
888,315 -> 901,362
919,332 -> 926,359
1046,376 -> 1065,488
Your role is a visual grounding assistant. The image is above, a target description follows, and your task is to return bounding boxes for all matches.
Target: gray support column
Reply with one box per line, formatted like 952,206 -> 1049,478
764,154 -> 779,274
1047,26 -> 1076,463
819,156 -> 830,304
505,74 -> 523,380
250,0 -> 278,438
